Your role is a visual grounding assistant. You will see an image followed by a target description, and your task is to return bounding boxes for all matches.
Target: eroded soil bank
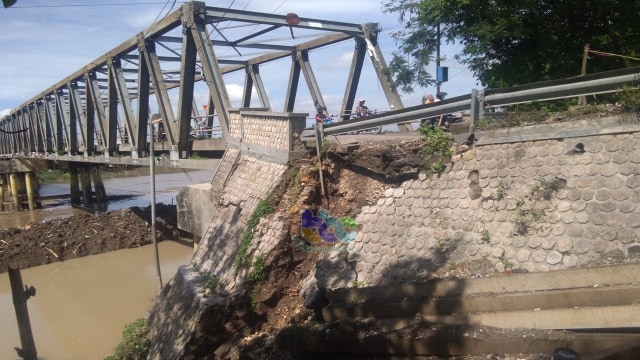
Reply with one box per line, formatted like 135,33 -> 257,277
0,203 -> 181,274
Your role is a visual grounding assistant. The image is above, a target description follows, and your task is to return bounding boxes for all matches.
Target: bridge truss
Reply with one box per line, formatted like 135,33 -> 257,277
0,1 -> 405,162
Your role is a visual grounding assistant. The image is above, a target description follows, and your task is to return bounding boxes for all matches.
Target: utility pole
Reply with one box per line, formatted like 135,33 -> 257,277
436,23 -> 441,95
149,120 -> 164,290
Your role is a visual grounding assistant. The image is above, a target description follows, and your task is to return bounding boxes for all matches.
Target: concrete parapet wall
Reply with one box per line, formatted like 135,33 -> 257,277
228,110 -> 307,151
315,117 -> 640,289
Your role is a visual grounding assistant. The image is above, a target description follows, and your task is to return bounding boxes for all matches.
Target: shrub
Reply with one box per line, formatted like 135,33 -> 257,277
104,318 -> 150,360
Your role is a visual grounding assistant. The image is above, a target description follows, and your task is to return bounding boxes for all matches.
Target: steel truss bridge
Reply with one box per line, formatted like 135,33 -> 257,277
0,1 -> 407,165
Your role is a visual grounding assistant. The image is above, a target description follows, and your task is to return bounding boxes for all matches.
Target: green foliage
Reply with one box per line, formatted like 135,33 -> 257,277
190,152 -> 204,159
418,125 -> 452,173
615,83 -> 640,112
200,271 -> 223,294
340,216 -> 357,228
320,140 -> 335,157
500,256 -> 514,270
247,255 -> 268,283
233,199 -> 275,274
530,178 -> 566,201
418,125 -> 452,157
430,158 -> 445,173
494,182 -> 509,201
352,280 -> 365,288
480,229 -> 491,244
3,0 -> 16,8
37,169 -> 70,183
104,318 -> 150,360
383,0 -> 640,90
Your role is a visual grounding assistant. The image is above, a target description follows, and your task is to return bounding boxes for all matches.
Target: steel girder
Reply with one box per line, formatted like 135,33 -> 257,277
0,1 -> 406,160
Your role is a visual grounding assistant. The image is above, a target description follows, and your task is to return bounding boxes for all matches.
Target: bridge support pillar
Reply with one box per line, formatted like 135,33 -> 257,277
25,172 -> 36,211
0,175 -> 5,212
9,173 -> 20,210
91,167 -> 107,203
69,165 -> 81,206
79,167 -> 93,206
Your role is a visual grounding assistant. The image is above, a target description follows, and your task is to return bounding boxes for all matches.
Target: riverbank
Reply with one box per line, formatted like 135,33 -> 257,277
0,203 -> 181,274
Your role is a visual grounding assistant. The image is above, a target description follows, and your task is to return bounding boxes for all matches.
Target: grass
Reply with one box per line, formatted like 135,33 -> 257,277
104,318 -> 150,360
37,169 -> 70,183
247,255 -> 268,283
200,271 -> 223,295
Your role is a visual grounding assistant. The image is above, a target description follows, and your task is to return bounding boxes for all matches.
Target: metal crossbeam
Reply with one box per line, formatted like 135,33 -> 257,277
0,1 -> 406,162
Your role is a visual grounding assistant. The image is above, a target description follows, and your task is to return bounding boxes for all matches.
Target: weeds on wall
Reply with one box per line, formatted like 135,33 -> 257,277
615,82 -> 640,112
247,255 -> 268,283
200,271 -> 224,296
511,177 -> 566,236
232,166 -> 299,276
233,199 -> 275,275
104,318 -> 150,360
417,125 -> 452,173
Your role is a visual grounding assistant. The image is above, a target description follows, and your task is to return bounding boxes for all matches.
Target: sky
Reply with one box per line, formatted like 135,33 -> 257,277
0,0 -> 480,118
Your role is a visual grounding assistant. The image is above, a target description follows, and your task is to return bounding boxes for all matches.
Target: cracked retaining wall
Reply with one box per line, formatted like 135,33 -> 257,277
313,115 -> 640,289
147,110 -> 305,359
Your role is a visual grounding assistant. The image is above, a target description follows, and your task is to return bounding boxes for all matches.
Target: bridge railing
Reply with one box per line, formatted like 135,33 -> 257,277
319,66 -> 640,137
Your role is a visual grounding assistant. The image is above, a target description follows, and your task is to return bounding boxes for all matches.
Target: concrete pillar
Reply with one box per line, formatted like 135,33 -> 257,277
193,234 -> 199,252
0,175 -> 5,212
9,173 -> 20,210
91,167 -> 107,203
80,167 -> 92,206
25,172 -> 36,211
69,165 -> 81,206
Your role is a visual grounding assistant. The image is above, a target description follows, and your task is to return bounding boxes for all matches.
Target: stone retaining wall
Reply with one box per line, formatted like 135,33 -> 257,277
149,109 -> 306,359
314,117 -> 640,289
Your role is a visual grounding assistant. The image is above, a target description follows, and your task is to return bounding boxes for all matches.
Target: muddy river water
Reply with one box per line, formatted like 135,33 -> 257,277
0,168 -> 214,359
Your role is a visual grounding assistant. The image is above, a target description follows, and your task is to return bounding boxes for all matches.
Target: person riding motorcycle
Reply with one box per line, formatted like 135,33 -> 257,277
355,99 -> 371,118
315,107 -> 332,125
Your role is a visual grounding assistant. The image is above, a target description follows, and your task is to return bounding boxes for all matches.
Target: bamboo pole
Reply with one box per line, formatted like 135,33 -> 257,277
8,265 -> 37,360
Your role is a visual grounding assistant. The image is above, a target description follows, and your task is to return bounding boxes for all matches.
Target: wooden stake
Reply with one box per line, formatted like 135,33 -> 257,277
578,43 -> 590,105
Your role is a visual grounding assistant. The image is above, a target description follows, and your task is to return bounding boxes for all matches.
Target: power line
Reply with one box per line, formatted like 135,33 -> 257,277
10,2 -> 172,8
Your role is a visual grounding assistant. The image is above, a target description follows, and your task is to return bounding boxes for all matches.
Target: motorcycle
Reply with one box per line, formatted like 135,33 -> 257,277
350,109 -> 382,134
420,92 -> 463,130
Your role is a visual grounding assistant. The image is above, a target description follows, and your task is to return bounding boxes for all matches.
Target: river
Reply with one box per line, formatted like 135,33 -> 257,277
0,168 -> 214,359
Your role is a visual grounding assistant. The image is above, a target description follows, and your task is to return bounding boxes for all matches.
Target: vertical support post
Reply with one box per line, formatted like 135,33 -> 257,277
578,43 -> 590,106
0,175 -> 4,212
149,121 -> 164,290
10,173 -> 20,210
91,167 -> 107,203
8,265 -> 38,360
25,172 -> 36,211
69,165 -> 81,206
314,124 -> 326,198
80,167 -> 92,206
469,88 -> 483,130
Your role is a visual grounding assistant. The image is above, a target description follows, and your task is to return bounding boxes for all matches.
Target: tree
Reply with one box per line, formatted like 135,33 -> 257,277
3,0 -> 16,8
383,0 -> 640,91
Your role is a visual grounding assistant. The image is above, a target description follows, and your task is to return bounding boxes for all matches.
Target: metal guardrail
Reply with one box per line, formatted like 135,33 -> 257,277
317,66 -> 640,137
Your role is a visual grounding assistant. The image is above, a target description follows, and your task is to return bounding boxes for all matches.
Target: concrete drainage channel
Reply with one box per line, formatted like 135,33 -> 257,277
297,264 -> 640,359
